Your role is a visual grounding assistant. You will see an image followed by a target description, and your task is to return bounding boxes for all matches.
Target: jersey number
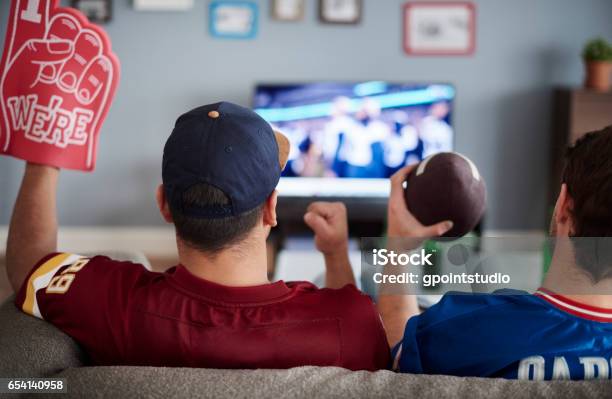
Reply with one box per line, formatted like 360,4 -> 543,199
46,258 -> 89,294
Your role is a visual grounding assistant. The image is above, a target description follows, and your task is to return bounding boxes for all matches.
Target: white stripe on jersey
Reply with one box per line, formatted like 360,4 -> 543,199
536,290 -> 612,320
31,254 -> 82,319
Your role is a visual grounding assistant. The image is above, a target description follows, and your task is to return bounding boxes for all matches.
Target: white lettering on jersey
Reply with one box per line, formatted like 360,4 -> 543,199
518,356 -> 545,381
518,356 -> 612,380
552,356 -> 570,380
21,253 -> 87,319
580,357 -> 609,379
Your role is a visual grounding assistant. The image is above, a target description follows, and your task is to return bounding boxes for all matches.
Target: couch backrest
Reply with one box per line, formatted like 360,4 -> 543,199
0,296 -> 86,377
55,365 -> 612,399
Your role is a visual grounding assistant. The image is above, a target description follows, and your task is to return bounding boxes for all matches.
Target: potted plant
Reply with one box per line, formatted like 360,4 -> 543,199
583,38 -> 612,91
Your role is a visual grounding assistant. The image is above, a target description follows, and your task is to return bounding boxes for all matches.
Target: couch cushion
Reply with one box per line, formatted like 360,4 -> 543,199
0,296 -> 86,377
54,365 -> 612,399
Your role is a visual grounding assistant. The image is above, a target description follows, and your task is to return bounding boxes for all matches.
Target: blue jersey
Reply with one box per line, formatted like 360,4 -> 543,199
394,288 -> 612,380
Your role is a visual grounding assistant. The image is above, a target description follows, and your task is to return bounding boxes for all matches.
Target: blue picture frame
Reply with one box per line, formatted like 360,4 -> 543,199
209,1 -> 258,39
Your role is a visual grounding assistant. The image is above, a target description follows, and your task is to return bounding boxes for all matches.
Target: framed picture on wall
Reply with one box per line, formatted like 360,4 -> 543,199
133,0 -> 194,11
272,0 -> 305,21
71,0 -> 112,23
319,0 -> 362,25
403,2 -> 476,55
209,1 -> 258,39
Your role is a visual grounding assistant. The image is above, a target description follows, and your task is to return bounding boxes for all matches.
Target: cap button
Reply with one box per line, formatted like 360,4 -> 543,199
208,110 -> 220,119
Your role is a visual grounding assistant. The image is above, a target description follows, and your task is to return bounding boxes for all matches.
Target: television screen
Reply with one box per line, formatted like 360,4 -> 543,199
253,82 -> 455,197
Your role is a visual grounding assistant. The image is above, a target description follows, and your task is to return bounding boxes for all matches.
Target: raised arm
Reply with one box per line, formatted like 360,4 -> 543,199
378,165 -> 453,347
6,163 -> 59,292
304,201 -> 355,289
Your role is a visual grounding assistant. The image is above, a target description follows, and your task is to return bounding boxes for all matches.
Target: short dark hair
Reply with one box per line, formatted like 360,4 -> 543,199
562,126 -> 612,237
169,183 -> 263,254
562,126 -> 612,281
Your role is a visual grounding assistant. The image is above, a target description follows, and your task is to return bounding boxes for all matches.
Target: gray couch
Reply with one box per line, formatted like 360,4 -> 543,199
1,298 -> 611,398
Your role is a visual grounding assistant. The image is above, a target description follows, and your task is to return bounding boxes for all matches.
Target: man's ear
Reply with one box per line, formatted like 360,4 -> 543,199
156,184 -> 173,223
262,190 -> 278,228
554,183 -> 575,236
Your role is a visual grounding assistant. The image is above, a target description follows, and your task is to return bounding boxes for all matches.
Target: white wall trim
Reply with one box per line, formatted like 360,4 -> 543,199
0,226 -> 177,257
482,230 -> 545,239
0,227 -> 546,257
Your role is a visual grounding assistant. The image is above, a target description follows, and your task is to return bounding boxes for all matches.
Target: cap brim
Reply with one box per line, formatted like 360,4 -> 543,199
274,130 -> 290,171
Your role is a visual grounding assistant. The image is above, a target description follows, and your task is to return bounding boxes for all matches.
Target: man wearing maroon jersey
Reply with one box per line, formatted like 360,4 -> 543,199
6,101 -> 390,370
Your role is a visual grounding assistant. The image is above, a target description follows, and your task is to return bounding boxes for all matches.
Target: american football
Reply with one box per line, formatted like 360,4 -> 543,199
404,152 -> 487,237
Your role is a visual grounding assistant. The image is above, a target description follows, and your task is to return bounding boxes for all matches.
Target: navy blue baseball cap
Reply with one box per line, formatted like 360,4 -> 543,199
162,101 -> 289,218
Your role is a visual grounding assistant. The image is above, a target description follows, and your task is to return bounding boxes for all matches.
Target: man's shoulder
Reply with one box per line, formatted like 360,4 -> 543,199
15,251 -> 155,323
398,292 -> 557,375
286,282 -> 369,301
420,290 -> 544,323
285,282 -> 378,320
16,252 -> 155,307
434,289 -> 540,310
286,281 -> 372,305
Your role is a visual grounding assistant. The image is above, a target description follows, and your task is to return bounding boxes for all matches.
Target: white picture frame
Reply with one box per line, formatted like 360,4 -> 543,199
404,2 -> 476,56
272,0 -> 305,21
133,0 -> 194,11
319,0 -> 362,25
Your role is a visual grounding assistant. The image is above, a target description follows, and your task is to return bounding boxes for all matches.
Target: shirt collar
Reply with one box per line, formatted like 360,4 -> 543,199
167,265 -> 292,304
535,287 -> 612,322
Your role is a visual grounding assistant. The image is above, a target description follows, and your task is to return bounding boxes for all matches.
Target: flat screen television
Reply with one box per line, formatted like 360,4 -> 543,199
253,82 -> 455,198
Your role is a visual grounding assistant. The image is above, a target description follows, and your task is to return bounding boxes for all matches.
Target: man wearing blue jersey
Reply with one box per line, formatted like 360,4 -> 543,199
377,126 -> 612,380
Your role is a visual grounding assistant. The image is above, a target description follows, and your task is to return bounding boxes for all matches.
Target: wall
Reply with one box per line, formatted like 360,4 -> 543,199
1,0 -> 612,229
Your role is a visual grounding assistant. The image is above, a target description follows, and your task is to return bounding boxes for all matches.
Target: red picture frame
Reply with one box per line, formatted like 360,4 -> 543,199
403,2 -> 476,56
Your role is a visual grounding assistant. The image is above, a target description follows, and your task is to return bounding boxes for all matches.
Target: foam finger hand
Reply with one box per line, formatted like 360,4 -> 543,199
24,38 -> 72,64
57,30 -> 102,94
5,0 -> 56,64
75,55 -> 111,105
39,13 -> 81,83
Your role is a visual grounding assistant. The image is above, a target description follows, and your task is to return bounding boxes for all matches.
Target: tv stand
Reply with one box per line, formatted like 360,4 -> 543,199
276,196 -> 388,237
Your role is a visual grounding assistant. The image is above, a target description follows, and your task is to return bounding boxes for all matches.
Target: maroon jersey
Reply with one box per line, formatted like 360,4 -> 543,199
15,253 -> 390,370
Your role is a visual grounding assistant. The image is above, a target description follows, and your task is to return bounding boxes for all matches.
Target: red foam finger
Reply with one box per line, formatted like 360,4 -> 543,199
26,38 -> 73,64
3,0 -> 58,63
75,56 -> 111,105
57,29 -> 102,93
45,13 -> 81,41
39,13 -> 81,82
39,63 -> 55,80
0,0 -> 120,171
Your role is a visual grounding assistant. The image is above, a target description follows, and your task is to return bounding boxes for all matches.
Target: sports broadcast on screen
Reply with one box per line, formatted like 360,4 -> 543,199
254,82 -> 455,187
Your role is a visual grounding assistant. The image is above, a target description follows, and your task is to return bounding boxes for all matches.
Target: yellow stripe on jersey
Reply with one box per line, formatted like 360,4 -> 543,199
22,253 -> 72,317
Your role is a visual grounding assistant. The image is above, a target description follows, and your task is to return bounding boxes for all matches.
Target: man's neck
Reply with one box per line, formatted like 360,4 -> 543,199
542,238 -> 612,308
177,236 -> 269,287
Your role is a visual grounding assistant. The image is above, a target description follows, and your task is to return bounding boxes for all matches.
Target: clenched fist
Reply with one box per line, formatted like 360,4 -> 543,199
304,201 -> 349,256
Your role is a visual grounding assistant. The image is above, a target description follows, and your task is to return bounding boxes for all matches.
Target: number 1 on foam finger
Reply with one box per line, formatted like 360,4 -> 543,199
21,0 -> 42,24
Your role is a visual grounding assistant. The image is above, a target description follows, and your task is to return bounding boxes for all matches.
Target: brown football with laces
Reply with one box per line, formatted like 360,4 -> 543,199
404,152 -> 487,237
